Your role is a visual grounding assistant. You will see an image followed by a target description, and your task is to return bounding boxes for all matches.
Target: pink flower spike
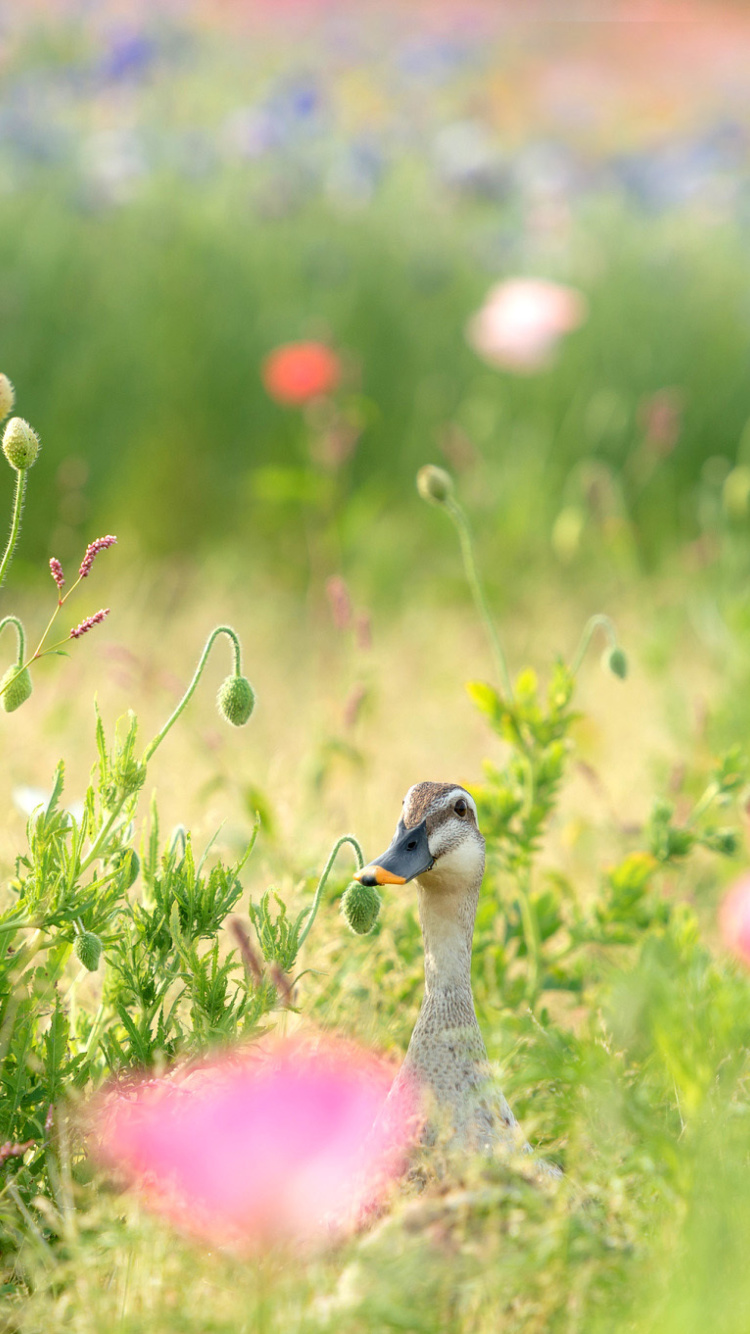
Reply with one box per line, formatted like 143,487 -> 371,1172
70,608 -> 110,640
49,558 -> 65,593
325,575 -> 352,632
720,875 -> 750,966
90,1035 -> 420,1251
78,534 -> 117,580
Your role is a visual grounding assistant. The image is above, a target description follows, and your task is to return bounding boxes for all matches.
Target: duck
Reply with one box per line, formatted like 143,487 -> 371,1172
355,780 -> 521,1155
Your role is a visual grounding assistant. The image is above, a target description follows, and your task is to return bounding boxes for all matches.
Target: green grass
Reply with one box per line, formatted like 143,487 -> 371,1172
1,544 -> 750,1332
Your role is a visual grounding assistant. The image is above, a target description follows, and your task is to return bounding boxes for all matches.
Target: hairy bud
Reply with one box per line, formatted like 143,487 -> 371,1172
0,665 -> 32,712
75,931 -> 103,972
0,375 -> 15,422
217,674 -> 255,727
2,418 -> 40,471
416,465 -> 454,506
341,880 -> 381,935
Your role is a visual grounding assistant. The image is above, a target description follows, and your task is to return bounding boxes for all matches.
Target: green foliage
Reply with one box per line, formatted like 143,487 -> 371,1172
0,724 -> 275,1244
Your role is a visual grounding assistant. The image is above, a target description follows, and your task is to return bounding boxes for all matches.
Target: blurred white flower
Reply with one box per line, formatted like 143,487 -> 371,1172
13,786 -> 84,823
466,278 -> 588,373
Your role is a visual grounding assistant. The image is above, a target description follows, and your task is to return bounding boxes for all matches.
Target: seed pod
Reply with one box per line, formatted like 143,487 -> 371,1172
75,931 -> 103,972
0,665 -> 32,712
416,465 -> 454,506
341,880 -> 381,936
0,374 -> 15,422
2,417 -> 40,470
603,647 -> 628,680
217,674 -> 255,727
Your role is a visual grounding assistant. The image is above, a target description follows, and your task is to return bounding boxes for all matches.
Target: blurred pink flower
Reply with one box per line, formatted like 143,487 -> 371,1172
637,387 -> 684,456
720,875 -> 750,966
466,278 -> 588,373
91,1036 -> 417,1249
325,574 -> 353,631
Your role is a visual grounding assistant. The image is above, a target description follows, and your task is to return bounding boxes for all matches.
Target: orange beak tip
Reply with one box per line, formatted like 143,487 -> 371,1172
356,866 -> 406,887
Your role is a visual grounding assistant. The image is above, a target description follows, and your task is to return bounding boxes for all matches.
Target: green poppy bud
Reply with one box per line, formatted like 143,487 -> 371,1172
0,664 -> 32,712
341,880 -> 381,935
114,848 -> 140,889
75,931 -> 103,972
217,674 -> 255,727
416,465 -> 454,506
2,417 -> 40,471
0,375 -> 15,423
603,647 -> 628,680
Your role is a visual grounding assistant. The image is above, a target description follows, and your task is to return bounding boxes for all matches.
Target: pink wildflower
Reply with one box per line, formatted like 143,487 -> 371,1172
466,278 -> 588,374
91,1035 -> 418,1249
325,575 -> 352,631
70,608 -> 110,639
78,535 -> 117,580
0,1139 -> 34,1165
637,387 -> 683,456
49,558 -> 65,593
720,875 -> 750,966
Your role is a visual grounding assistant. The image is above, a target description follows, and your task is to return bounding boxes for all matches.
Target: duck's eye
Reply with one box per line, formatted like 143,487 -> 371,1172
454,799 -> 468,817
406,838 -> 417,851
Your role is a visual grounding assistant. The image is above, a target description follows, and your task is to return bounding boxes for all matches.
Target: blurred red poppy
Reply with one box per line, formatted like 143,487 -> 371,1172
262,341 -> 341,405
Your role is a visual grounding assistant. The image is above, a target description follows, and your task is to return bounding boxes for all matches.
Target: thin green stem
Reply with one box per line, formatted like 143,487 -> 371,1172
445,497 -> 515,701
0,630 -> 79,702
686,781 -> 720,827
517,869 -> 541,1002
143,625 -> 243,762
570,614 -> 618,676
0,615 -> 25,666
79,801 -> 128,873
0,469 -> 27,591
297,834 -> 365,951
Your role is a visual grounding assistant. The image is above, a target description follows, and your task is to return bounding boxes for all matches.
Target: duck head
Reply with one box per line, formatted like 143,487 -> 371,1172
356,781 -> 485,893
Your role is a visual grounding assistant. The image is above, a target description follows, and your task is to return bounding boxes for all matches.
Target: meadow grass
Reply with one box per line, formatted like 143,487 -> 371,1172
2,553 -> 750,1333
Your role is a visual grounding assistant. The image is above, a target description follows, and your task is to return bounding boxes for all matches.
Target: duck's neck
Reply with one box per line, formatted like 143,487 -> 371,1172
416,877 -> 479,997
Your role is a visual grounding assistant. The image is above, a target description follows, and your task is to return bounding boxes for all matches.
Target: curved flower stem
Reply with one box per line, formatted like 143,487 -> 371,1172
0,470 -> 27,591
297,834 -> 366,951
0,615 -> 26,666
570,614 -> 619,676
143,625 -> 243,763
444,497 -> 515,702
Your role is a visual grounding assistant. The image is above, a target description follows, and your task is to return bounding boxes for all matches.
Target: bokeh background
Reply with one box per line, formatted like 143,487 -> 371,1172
7,6 -> 750,1332
6,1 -> 750,573
3,0 -> 750,865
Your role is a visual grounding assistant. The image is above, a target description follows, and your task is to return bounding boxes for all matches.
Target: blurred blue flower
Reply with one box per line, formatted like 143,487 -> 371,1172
99,28 -> 157,85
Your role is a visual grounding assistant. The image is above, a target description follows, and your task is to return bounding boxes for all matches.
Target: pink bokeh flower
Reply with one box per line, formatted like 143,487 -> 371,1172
466,278 -> 588,373
91,1036 -> 418,1249
720,875 -> 750,966
261,341 -> 341,406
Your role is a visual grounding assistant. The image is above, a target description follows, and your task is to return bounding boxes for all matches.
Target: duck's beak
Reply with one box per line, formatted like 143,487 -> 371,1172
355,819 -> 434,887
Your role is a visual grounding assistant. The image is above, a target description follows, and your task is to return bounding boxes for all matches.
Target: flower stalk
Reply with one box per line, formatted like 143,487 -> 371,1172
417,465 -> 514,701
570,613 -> 627,679
297,834 -> 365,951
143,625 -> 255,762
0,538 -> 117,706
